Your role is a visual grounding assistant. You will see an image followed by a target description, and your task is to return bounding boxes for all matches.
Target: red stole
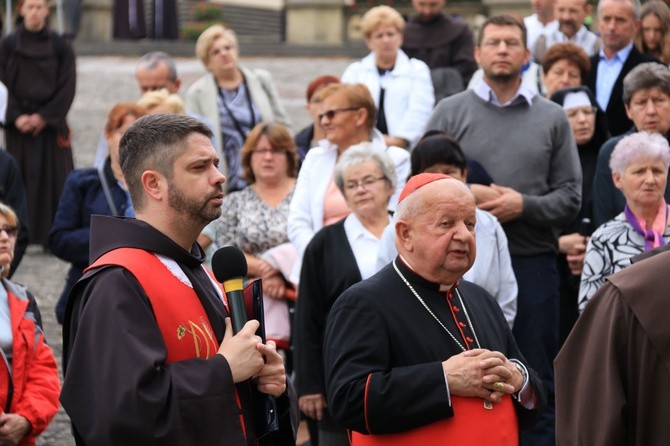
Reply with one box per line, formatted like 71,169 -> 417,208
352,395 -> 518,446
87,248 -> 220,363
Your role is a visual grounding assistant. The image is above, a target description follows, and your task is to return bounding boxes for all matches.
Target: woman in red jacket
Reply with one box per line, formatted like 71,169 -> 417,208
0,202 -> 60,446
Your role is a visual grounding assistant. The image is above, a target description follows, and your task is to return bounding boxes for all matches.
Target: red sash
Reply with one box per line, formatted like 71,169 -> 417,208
87,248 -> 220,363
352,395 -> 518,446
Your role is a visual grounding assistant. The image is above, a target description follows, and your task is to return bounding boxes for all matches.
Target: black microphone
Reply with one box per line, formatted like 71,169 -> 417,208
579,217 -> 592,237
212,246 -> 248,334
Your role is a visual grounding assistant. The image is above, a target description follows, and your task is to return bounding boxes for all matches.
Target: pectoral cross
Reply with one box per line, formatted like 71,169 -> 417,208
484,400 -> 493,410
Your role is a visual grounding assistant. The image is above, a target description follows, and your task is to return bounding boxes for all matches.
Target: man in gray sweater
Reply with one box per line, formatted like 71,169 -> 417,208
426,14 -> 581,446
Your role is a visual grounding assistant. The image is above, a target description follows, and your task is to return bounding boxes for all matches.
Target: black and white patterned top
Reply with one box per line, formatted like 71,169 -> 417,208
578,212 -> 670,312
214,185 -> 294,257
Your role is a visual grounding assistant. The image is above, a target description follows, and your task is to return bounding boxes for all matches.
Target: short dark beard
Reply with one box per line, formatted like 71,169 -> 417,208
167,182 -> 223,226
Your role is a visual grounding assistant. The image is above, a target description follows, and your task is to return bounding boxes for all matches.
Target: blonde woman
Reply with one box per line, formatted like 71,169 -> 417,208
137,88 -> 186,114
186,24 -> 290,192
341,5 -> 434,148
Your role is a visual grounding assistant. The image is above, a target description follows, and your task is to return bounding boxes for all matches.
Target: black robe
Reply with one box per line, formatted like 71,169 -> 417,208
556,248 -> 670,445
324,258 -> 546,435
294,219 -> 361,432
402,12 -> 478,84
0,25 -> 76,246
61,215 -> 298,446
113,0 -> 146,39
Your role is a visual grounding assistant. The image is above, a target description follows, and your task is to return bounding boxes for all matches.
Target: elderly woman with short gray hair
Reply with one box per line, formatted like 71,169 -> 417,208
579,131 -> 670,312
294,142 -> 396,446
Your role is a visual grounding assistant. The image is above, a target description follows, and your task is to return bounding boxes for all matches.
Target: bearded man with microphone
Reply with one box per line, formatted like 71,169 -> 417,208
60,114 -> 298,446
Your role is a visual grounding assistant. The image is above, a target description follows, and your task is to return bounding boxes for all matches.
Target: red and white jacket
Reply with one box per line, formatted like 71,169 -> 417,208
0,279 -> 60,446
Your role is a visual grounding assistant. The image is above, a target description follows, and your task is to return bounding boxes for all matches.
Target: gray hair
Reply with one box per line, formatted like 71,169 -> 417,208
609,131 -> 670,174
333,142 -> 397,195
136,51 -> 178,82
597,0 -> 642,20
622,63 -> 670,104
120,114 -> 213,211
394,188 -> 424,222
394,177 -> 472,222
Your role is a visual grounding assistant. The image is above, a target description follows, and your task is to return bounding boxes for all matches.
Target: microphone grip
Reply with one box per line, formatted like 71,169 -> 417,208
226,289 -> 248,334
579,217 -> 592,237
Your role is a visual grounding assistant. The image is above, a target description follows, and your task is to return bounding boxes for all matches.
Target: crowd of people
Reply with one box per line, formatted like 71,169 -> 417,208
1,0 -> 670,444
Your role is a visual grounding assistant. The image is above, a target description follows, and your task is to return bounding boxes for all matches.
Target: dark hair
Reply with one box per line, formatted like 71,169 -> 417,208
411,132 -> 468,176
541,43 -> 591,79
119,114 -> 213,210
622,62 -> 670,104
305,75 -> 340,102
478,15 -> 528,49
241,123 -> 298,183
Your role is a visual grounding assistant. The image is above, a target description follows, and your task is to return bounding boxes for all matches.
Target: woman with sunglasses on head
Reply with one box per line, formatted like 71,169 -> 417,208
287,82 -> 409,284
0,203 -> 60,446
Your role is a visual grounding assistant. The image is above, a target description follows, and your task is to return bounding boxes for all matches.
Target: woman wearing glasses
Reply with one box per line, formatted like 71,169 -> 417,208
0,203 -> 60,446
186,24 -> 290,192
287,82 -> 409,284
294,144 -> 395,446
550,86 -> 610,339
212,123 -> 298,352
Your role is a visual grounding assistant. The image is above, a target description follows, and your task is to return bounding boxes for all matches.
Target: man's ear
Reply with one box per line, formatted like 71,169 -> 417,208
141,170 -> 166,202
395,220 -> 413,252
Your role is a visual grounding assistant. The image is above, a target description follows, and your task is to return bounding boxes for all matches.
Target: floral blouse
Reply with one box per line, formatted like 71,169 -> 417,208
578,212 -> 670,312
214,185 -> 294,257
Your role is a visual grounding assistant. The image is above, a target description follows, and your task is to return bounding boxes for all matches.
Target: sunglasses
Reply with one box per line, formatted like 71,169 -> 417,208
0,225 -> 18,238
318,107 -> 359,121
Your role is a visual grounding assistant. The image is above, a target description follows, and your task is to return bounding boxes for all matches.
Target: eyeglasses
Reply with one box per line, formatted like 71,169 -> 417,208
344,176 -> 386,191
481,39 -> 524,49
566,106 -> 597,119
0,225 -> 18,238
252,148 -> 285,156
318,107 -> 359,121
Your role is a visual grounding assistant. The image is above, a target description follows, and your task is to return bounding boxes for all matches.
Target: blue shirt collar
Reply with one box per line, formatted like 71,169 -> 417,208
599,42 -> 634,62
474,77 -> 536,107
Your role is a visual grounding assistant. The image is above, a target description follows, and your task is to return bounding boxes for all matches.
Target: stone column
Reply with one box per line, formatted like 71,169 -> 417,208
285,0 -> 345,44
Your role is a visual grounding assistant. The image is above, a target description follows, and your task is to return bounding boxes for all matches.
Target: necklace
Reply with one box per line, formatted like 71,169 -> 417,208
393,259 -> 481,351
393,259 -> 492,409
